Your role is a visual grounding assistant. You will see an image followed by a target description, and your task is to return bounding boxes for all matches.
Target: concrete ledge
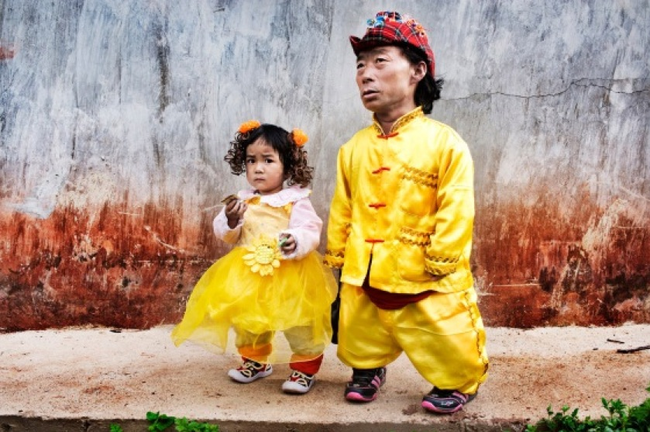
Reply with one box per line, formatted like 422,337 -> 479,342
0,417 -> 524,432
1,325 -> 649,432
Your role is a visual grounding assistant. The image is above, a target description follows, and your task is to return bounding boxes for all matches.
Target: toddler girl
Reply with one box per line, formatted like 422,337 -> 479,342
172,121 -> 337,394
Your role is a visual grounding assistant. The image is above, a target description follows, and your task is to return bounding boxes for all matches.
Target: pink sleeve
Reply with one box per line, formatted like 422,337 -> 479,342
281,198 -> 322,259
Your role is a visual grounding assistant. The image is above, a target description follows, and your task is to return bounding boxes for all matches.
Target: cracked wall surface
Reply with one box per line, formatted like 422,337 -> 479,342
0,0 -> 648,330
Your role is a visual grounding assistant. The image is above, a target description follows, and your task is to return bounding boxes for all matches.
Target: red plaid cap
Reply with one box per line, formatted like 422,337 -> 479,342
350,11 -> 435,77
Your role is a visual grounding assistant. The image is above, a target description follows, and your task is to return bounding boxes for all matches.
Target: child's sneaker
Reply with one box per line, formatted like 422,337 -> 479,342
344,367 -> 386,402
227,359 -> 273,383
281,370 -> 315,394
421,387 -> 476,414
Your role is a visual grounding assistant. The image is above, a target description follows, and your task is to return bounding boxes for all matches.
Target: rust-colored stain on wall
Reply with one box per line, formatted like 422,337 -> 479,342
475,195 -> 650,327
1,194 -> 648,330
0,203 -> 228,331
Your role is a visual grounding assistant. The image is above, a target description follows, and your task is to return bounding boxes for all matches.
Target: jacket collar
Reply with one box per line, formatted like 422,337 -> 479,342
372,106 -> 425,135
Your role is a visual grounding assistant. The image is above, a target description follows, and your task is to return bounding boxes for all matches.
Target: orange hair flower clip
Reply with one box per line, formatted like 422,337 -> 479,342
291,128 -> 308,147
238,120 -> 261,134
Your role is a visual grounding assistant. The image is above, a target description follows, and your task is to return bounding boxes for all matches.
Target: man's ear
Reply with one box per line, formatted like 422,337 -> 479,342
411,61 -> 427,84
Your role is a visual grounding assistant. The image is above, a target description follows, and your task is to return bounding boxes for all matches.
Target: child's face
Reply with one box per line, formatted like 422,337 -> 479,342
245,138 -> 285,195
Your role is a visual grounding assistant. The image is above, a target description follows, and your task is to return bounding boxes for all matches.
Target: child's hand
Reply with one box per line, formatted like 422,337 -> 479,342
225,199 -> 247,229
278,234 -> 296,255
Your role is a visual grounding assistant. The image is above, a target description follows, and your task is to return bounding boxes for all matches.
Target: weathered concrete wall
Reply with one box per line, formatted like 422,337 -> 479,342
0,0 -> 648,330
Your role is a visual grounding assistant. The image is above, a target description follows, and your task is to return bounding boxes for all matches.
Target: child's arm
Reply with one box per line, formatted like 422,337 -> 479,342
279,197 -> 322,260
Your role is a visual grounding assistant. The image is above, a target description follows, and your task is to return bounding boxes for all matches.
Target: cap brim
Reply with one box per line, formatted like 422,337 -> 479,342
350,35 -> 434,77
350,35 -> 394,56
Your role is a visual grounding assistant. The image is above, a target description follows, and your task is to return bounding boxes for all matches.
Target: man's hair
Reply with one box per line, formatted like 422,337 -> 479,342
400,44 -> 444,115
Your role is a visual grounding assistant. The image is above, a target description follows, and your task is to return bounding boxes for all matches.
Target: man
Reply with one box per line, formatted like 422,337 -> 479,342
325,11 -> 489,414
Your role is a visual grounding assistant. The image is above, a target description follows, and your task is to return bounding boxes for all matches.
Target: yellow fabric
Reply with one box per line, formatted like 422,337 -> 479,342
325,107 -> 475,294
238,198 -> 289,246
336,283 -> 489,394
234,326 -> 326,360
172,201 -> 337,363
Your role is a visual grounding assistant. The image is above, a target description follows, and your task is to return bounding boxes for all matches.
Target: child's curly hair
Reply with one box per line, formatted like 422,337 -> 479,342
224,123 -> 314,188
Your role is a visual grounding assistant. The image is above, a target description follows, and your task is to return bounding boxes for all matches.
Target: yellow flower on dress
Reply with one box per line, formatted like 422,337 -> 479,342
243,235 -> 282,276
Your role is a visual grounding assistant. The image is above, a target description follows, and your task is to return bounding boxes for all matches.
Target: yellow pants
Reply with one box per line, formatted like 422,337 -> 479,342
337,284 -> 489,394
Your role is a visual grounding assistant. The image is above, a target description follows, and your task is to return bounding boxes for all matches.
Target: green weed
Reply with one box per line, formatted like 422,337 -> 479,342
525,384 -> 650,432
109,385 -> 650,432
109,411 -> 219,432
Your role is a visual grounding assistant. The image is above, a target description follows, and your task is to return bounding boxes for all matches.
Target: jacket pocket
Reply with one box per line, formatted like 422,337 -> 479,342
395,227 -> 434,282
398,166 -> 437,217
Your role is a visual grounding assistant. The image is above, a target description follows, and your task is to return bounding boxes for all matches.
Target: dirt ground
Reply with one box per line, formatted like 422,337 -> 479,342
0,324 -> 649,431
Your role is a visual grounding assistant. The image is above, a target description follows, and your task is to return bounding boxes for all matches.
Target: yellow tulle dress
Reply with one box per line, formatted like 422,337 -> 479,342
171,186 -> 337,364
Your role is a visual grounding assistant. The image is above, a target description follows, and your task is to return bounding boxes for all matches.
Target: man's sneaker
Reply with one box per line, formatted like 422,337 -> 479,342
281,370 -> 315,394
227,359 -> 273,383
421,387 -> 476,414
344,367 -> 386,402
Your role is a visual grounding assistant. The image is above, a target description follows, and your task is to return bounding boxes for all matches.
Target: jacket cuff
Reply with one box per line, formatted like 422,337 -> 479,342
424,255 -> 459,276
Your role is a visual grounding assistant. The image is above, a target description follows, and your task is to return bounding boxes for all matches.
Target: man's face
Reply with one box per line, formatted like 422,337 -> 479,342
355,45 -> 422,117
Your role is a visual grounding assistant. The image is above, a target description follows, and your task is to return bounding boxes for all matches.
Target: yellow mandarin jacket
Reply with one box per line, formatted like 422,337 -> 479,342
325,107 -> 475,294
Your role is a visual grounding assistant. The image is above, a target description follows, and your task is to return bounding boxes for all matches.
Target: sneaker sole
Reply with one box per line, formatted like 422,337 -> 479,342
282,382 -> 313,394
345,391 -> 378,402
227,367 -> 273,384
421,400 -> 463,414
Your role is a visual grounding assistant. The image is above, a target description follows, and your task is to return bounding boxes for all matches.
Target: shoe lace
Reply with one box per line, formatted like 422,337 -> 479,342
289,370 -> 313,385
351,368 -> 382,386
428,387 -> 468,402
239,360 -> 264,375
